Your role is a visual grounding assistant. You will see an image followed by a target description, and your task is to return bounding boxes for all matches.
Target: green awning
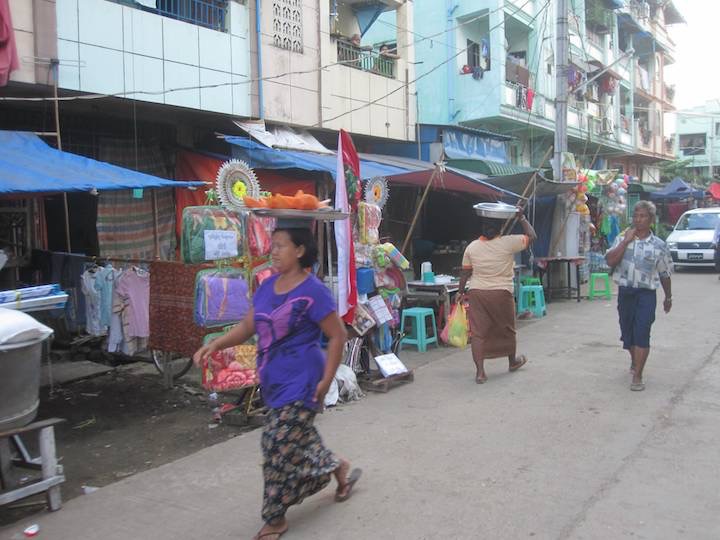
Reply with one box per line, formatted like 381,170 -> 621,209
627,183 -> 661,194
446,159 -> 537,177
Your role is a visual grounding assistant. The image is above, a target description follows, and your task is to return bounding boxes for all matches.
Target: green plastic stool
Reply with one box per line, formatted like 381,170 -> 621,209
399,307 -> 439,352
520,276 -> 541,286
588,272 -> 612,300
517,285 -> 546,317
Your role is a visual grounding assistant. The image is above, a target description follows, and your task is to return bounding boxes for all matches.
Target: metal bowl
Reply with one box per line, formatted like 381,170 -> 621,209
473,202 -> 519,219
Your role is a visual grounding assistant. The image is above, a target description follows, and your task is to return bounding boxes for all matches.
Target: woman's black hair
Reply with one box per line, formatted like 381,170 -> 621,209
480,218 -> 502,239
274,228 -> 319,268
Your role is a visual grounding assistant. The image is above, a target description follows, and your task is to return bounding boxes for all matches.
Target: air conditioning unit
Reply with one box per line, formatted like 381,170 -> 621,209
601,117 -> 613,134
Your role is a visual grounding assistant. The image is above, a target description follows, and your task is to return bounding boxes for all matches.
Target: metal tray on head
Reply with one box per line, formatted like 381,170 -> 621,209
473,202 -> 519,219
249,208 -> 350,221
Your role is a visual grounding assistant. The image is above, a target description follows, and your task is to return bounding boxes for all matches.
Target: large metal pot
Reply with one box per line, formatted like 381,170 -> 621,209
473,202 -> 519,219
0,337 -> 45,431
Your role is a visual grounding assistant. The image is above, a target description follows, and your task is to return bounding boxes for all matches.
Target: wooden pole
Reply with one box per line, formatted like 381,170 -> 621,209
500,146 -> 553,236
151,189 -> 160,259
401,165 -> 440,254
52,62 -> 72,253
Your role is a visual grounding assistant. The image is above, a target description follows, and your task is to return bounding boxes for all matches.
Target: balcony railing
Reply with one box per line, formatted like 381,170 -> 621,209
111,0 -> 228,32
337,41 -> 396,78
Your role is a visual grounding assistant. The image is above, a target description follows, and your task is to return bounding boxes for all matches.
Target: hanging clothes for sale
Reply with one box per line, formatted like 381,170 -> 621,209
109,266 -> 150,355
80,266 -> 105,336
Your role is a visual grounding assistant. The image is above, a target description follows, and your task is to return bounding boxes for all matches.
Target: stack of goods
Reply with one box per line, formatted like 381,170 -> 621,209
194,268 -> 251,327
0,284 -> 68,313
180,206 -> 245,264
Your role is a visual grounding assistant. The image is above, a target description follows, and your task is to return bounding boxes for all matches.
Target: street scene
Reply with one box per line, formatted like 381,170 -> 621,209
1,0 -> 720,539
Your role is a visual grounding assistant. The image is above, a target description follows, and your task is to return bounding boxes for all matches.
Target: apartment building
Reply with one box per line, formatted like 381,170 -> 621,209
1,0 -> 416,156
2,0 -> 252,144
674,101 -> 720,181
404,0 -> 682,181
248,0 -> 416,141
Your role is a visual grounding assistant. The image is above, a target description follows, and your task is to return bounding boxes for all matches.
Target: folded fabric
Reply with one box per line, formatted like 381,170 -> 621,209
194,269 -> 250,327
202,344 -> 257,391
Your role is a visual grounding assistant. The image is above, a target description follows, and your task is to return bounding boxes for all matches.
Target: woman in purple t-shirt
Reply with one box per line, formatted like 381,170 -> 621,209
194,226 -> 361,540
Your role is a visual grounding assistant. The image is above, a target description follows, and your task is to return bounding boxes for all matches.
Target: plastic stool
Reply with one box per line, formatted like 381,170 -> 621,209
588,272 -> 612,300
517,285 -> 546,317
399,307 -> 439,352
520,276 -> 541,286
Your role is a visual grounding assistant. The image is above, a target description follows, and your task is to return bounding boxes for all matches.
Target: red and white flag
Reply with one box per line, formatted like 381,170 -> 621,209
335,130 -> 360,324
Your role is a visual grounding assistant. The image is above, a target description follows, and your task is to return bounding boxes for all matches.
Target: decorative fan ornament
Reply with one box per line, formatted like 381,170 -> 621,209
216,159 -> 260,210
364,176 -> 389,209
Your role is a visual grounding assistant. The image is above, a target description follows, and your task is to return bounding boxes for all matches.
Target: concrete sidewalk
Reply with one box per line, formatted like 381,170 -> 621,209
2,272 -> 719,540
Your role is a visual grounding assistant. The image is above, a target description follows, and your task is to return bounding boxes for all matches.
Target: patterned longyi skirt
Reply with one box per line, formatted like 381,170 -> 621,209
261,401 -> 340,522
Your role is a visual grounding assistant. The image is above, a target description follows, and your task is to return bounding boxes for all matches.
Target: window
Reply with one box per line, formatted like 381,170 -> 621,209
715,123 -> 720,137
465,38 -> 490,70
111,0 -> 229,31
467,39 -> 480,68
678,133 -> 707,156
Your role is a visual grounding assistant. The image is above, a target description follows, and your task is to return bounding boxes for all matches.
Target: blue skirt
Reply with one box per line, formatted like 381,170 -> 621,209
617,287 -> 656,349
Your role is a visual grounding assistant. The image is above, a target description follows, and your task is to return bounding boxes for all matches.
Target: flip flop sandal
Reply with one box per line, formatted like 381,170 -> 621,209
630,382 -> 645,391
335,468 -> 362,502
254,527 -> 288,540
509,355 -> 528,372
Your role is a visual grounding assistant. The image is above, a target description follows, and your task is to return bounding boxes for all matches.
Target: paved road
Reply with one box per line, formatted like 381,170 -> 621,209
2,271 -> 719,540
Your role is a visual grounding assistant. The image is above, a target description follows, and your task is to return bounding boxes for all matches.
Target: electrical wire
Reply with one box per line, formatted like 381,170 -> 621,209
0,1 -> 524,104
319,0 -> 543,126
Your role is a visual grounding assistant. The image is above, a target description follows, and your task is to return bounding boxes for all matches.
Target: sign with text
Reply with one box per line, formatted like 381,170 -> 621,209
374,353 -> 408,378
204,230 -> 239,261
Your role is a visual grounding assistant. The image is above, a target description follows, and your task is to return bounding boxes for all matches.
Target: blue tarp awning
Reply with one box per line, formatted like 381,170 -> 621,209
225,136 -> 409,180
0,131 -> 204,195
650,177 -> 706,201
225,136 -> 522,200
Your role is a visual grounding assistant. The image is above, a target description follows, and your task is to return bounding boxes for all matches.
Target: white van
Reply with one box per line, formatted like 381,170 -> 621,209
666,207 -> 720,268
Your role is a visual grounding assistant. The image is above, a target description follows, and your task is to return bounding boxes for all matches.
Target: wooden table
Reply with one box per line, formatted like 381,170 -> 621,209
533,256 -> 584,302
406,280 -> 460,330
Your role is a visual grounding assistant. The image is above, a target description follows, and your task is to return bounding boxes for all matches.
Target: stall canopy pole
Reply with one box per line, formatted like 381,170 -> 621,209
151,189 -> 160,259
401,164 -> 442,255
500,146 -> 553,236
52,61 -> 72,253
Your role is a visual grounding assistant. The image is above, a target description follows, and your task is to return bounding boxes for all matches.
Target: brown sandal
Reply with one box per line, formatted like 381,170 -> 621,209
335,468 -> 362,502
509,355 -> 528,372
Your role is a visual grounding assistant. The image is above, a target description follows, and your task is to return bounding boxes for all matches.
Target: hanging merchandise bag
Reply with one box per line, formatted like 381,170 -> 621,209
181,206 -> 245,264
194,268 -> 250,327
445,302 -> 468,348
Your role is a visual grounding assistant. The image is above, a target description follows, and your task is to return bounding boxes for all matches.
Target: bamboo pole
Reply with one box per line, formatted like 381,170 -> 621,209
401,165 -> 441,255
500,146 -> 553,236
52,63 -> 72,254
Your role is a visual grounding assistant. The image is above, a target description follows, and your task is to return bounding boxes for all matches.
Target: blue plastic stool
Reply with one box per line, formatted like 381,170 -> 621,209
399,307 -> 439,352
517,285 -> 546,317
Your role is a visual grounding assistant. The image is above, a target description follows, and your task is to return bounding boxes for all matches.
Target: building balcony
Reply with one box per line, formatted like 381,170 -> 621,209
664,136 -> 675,157
337,41 -> 396,78
636,124 -> 653,152
506,0 -> 534,19
664,83 -> 675,105
109,0 -> 229,32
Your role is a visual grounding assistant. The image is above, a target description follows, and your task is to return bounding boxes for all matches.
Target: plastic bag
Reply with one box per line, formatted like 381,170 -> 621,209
201,344 -> 258,391
180,206 -> 244,264
445,302 -> 468,348
334,364 -> 364,402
